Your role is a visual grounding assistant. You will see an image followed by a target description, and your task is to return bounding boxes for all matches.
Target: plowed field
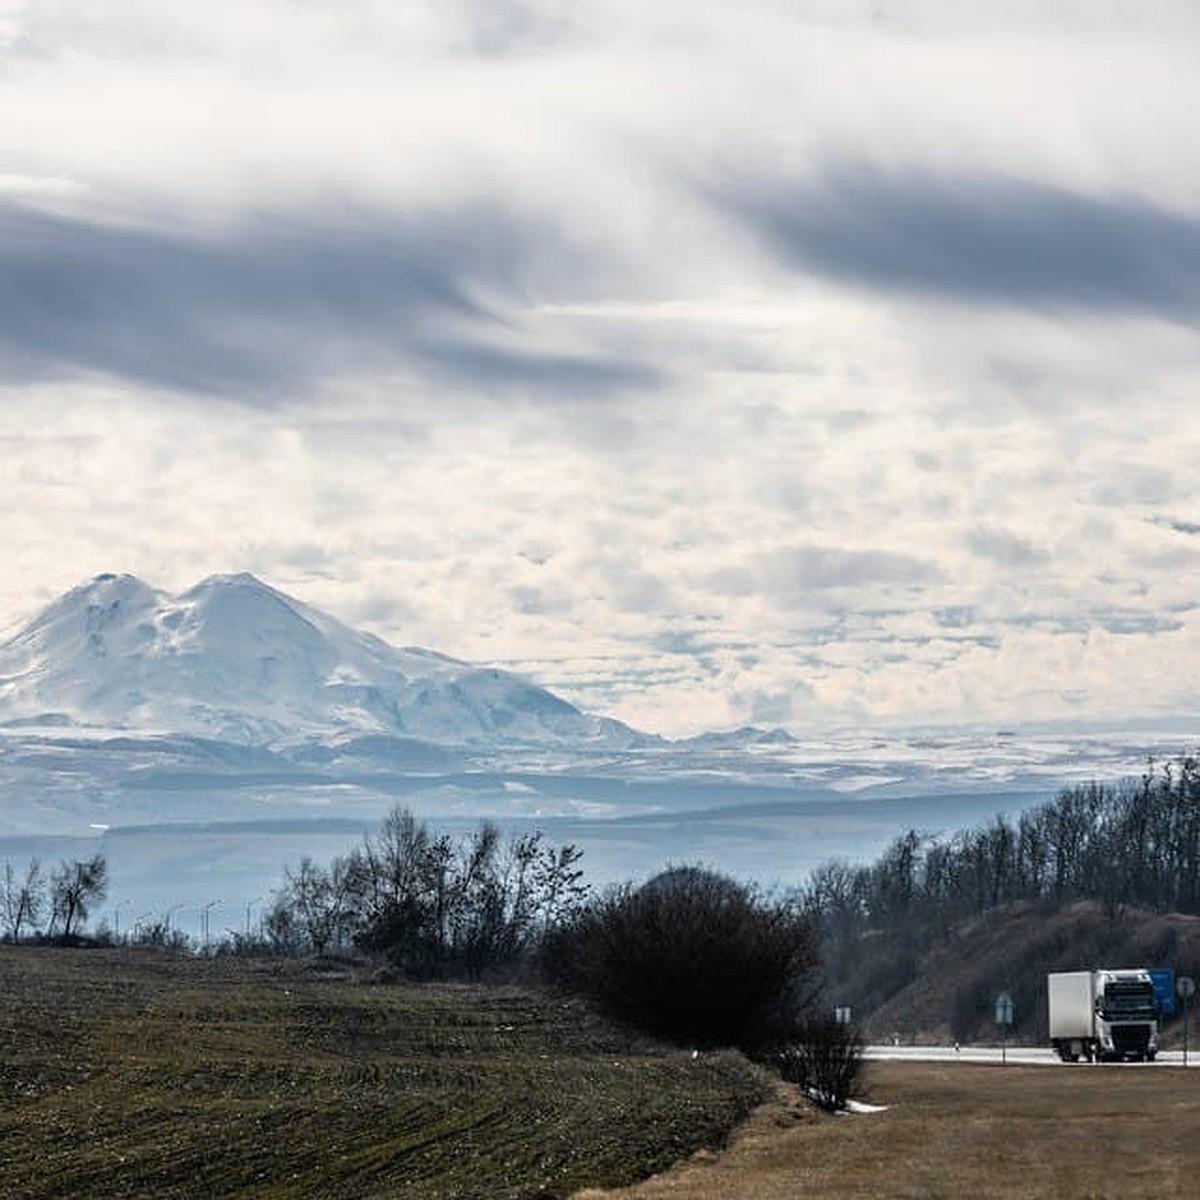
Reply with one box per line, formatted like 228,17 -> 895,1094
0,946 -> 766,1199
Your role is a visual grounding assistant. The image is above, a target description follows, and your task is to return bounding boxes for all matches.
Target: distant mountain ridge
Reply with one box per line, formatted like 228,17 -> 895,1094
0,572 -> 645,749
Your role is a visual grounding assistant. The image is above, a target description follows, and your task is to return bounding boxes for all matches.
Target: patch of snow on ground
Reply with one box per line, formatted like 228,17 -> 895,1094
805,1088 -> 889,1113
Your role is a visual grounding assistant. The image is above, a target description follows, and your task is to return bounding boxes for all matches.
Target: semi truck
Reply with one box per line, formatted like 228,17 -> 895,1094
1048,969 -> 1160,1062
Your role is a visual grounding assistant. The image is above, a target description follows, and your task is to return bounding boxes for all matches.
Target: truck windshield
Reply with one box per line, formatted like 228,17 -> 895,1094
1099,981 -> 1157,1020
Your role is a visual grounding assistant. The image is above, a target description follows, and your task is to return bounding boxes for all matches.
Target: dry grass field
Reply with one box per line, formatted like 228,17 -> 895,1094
0,945 -> 766,1199
577,1060 -> 1200,1199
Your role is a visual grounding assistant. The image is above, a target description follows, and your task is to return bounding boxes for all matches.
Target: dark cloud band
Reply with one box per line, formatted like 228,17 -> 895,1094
719,163 -> 1200,319
0,200 -> 655,400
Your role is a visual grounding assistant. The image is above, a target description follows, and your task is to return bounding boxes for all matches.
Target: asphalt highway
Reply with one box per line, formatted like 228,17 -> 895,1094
864,1044 -> 1200,1066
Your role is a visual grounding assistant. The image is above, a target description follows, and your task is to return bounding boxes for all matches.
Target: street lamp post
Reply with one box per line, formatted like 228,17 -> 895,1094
202,900 -> 220,954
162,905 -> 183,939
112,899 -> 132,941
245,897 -> 262,939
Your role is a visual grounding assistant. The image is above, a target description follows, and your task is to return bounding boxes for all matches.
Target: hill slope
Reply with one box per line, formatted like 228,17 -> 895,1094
838,900 -> 1200,1045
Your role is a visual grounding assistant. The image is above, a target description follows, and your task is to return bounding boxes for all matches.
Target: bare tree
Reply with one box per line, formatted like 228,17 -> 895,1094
50,854 -> 108,938
274,856 -> 357,955
2,858 -> 45,941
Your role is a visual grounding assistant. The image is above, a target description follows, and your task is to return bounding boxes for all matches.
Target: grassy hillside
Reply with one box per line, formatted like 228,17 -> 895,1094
578,1061 -> 1200,1199
837,901 -> 1200,1045
0,946 -> 768,1199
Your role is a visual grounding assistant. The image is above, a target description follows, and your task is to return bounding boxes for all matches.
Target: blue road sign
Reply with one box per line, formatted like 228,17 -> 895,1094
1150,967 -> 1176,1016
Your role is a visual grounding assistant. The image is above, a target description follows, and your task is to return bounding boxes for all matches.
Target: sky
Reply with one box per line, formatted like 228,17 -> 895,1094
3,1 -> 1200,738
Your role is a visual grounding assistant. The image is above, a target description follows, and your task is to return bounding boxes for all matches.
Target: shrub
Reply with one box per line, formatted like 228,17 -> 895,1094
541,866 -> 818,1052
130,921 -> 191,952
777,1015 -> 865,1111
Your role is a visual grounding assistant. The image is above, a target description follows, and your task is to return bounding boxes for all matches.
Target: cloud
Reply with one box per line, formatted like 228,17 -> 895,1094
1152,515 -> 1200,537
0,199 -> 656,400
710,545 -> 941,602
966,525 -> 1043,566
716,163 -> 1200,320
1098,613 -> 1185,636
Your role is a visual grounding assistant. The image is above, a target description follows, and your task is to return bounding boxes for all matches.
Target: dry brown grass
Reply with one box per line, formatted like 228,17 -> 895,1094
575,1061 -> 1200,1199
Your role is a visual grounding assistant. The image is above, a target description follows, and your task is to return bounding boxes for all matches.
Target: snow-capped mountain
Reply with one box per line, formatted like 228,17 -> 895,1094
0,572 -> 642,748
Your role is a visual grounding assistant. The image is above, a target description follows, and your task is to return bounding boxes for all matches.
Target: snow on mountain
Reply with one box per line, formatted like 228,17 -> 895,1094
0,572 -> 643,748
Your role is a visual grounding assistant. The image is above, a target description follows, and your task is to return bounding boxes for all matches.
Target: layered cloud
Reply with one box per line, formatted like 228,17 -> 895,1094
720,164 -> 1200,320
0,200 -> 654,397
2,2 -> 1199,735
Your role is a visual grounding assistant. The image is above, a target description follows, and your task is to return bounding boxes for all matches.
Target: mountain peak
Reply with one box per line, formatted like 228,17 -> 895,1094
77,572 -> 159,603
0,574 -> 641,750
192,571 -> 275,591
17,572 -> 164,647
179,572 -> 307,622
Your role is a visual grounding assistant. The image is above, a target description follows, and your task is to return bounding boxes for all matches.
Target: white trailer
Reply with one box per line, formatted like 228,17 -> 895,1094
1048,969 -> 1159,1062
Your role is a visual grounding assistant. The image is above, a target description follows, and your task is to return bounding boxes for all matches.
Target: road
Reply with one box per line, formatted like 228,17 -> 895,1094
865,1044 -> 1199,1066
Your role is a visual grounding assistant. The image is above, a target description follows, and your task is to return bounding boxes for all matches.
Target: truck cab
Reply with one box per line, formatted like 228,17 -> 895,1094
1092,970 -> 1159,1062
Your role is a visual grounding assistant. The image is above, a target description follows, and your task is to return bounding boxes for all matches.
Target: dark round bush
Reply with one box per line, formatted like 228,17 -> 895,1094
541,866 -> 818,1051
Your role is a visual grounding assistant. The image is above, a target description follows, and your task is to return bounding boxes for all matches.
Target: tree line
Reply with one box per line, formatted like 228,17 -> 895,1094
806,755 -> 1200,935
802,754 -> 1200,1012
0,814 -> 590,973
262,808 -> 590,978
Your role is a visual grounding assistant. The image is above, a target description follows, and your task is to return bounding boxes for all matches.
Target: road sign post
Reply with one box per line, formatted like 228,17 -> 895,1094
995,991 -> 1014,1065
1178,977 -> 1195,1068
